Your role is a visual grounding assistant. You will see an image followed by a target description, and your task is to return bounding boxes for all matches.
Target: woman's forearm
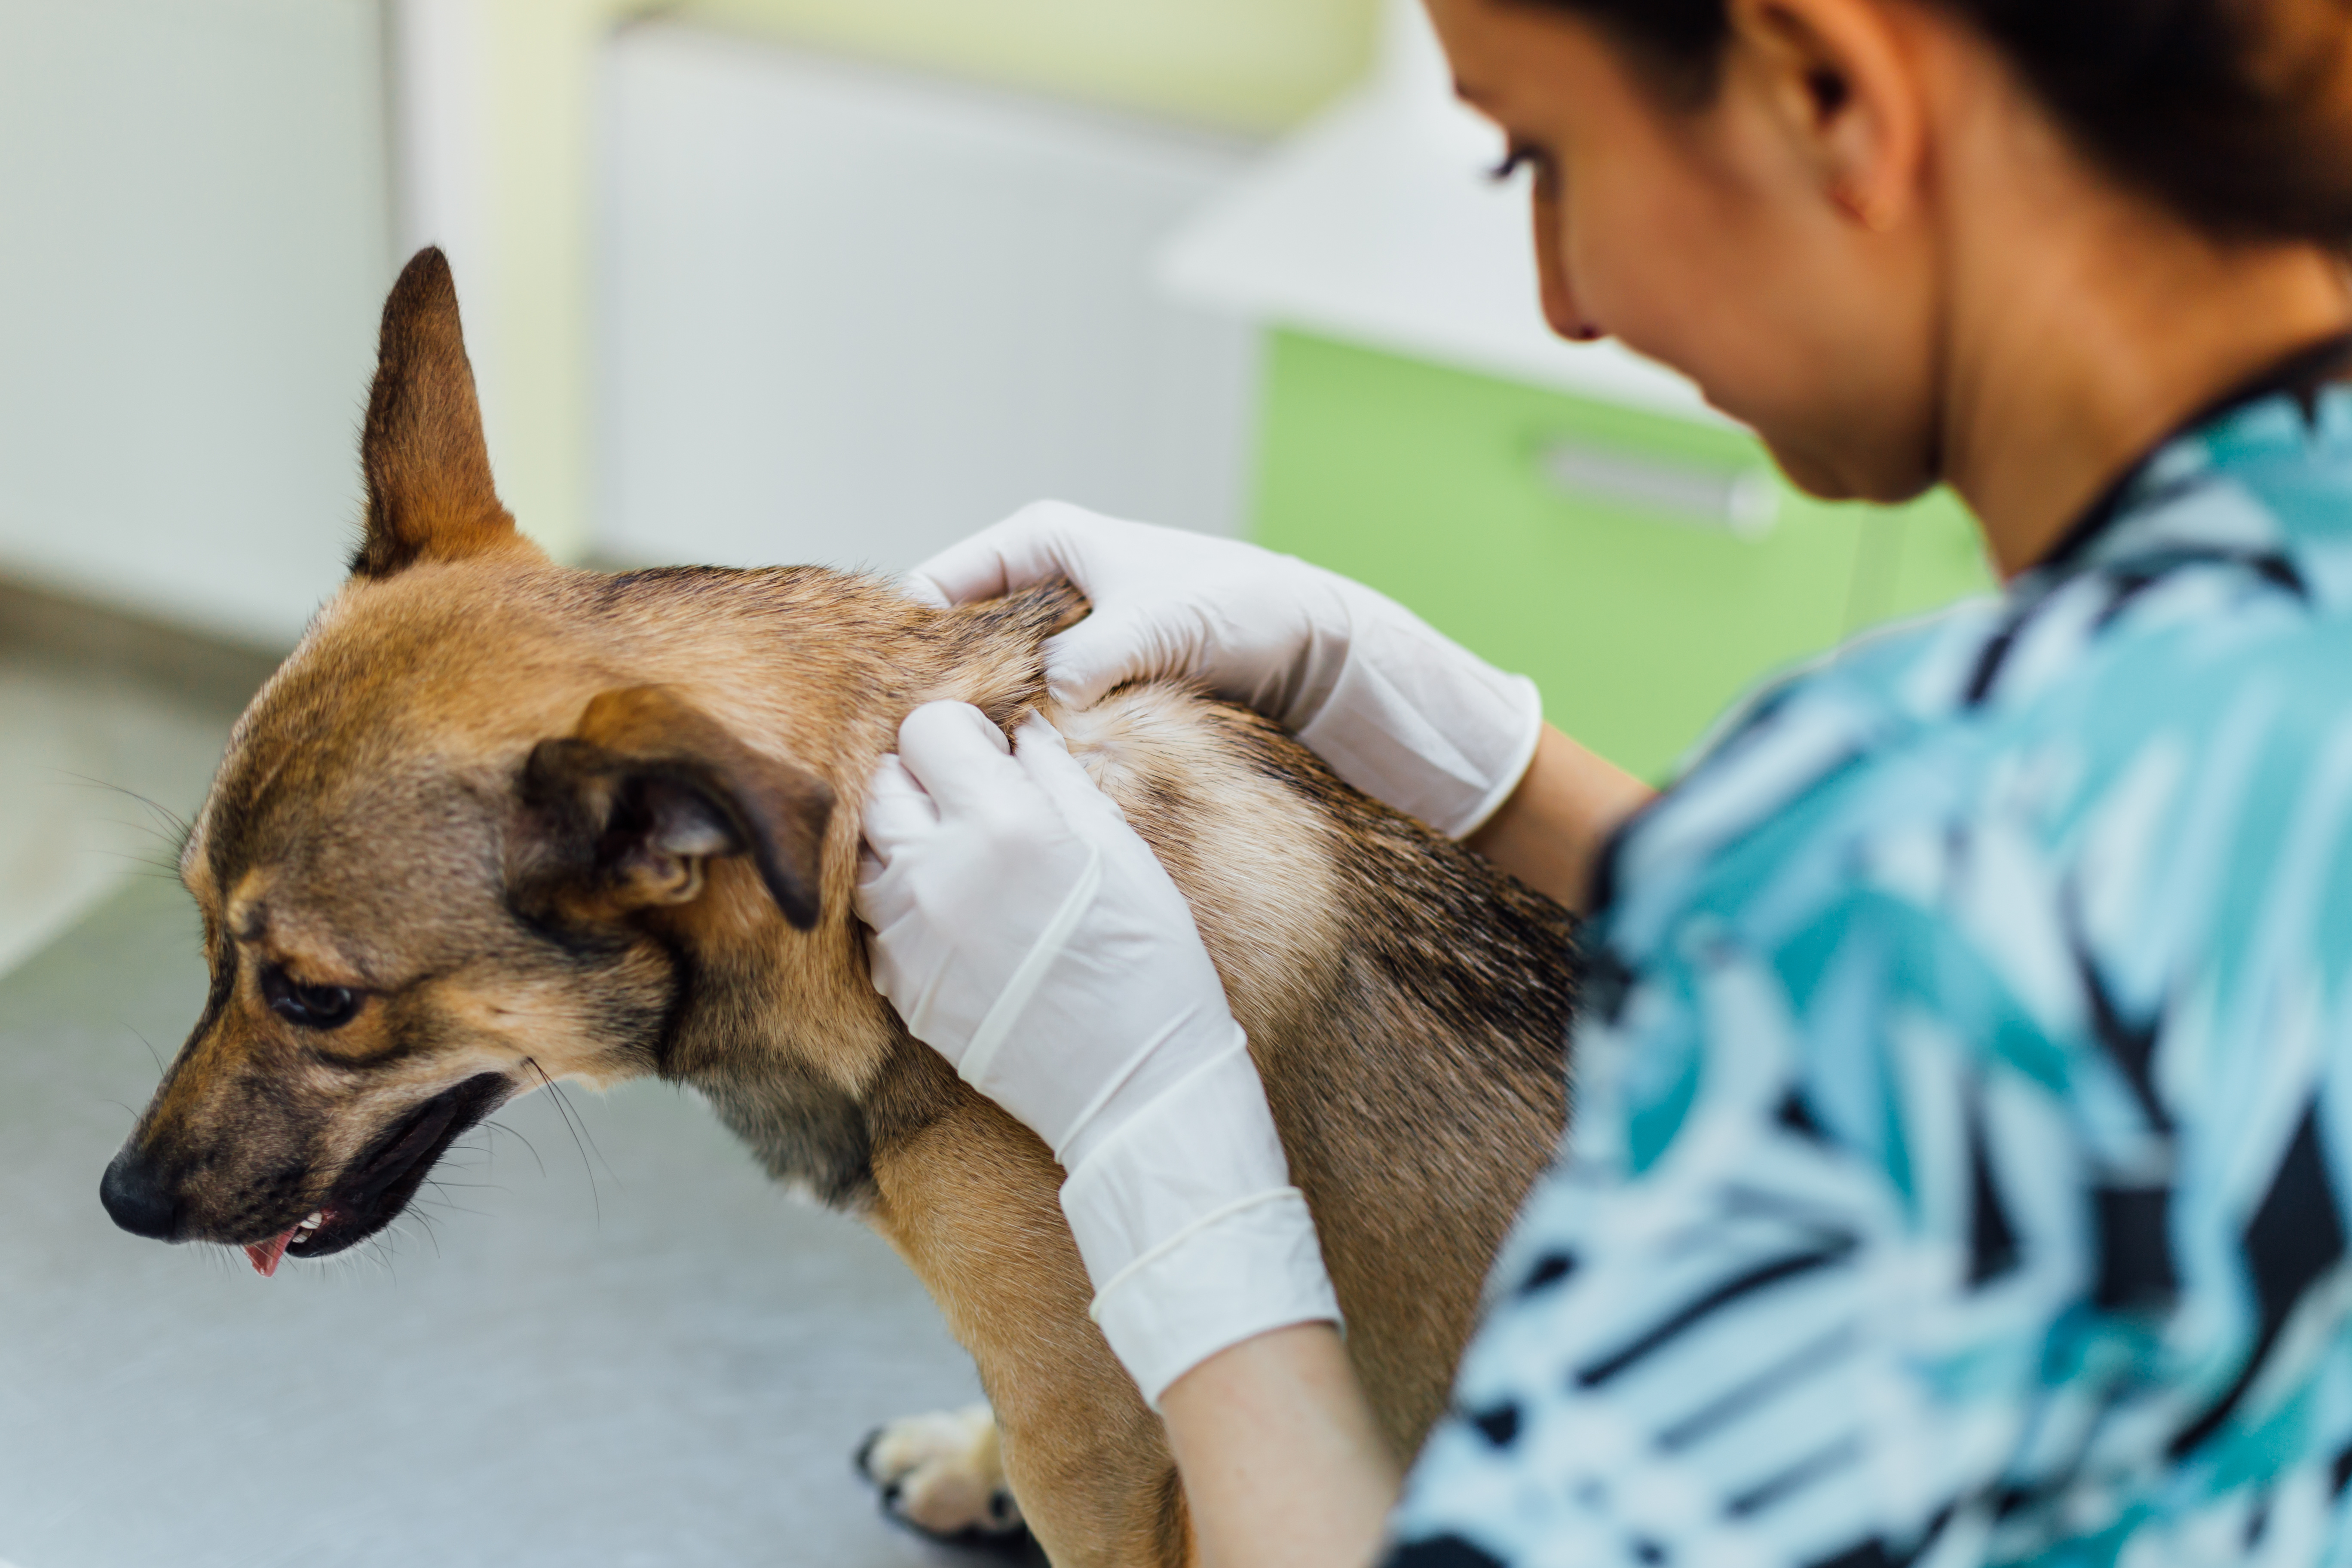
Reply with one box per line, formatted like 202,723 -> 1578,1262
1468,724 -> 1657,913
1154,729 -> 1645,1564
1159,1323 -> 1401,1568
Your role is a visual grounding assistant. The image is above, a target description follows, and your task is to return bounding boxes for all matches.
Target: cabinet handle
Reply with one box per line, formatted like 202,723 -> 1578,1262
1537,437 -> 1780,540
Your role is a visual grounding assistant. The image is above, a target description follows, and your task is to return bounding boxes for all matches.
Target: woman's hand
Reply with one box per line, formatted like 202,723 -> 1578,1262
903,501 -> 1544,840
856,701 -> 1341,1402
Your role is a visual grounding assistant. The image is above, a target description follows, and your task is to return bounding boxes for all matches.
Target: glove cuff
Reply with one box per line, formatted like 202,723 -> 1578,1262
1296,596 -> 1544,838
1088,1188 -> 1341,1407
1059,1035 -> 1340,1405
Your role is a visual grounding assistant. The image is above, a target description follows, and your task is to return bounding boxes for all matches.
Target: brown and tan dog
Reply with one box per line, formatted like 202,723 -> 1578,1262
98,249 -> 1576,1566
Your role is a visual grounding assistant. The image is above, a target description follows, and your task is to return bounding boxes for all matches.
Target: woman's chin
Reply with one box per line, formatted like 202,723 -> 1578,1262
1747,424 -> 1936,509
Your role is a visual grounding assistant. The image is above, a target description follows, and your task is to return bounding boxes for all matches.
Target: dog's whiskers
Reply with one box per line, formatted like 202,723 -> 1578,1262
119,1026 -> 166,1080
483,1118 -> 546,1180
525,1058 -> 608,1232
52,772 -> 196,854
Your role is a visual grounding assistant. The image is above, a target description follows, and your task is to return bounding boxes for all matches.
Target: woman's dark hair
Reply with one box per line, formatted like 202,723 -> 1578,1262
1535,0 -> 2352,245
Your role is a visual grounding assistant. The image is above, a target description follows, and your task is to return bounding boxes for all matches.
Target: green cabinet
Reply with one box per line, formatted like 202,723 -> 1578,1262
1249,331 -> 1994,782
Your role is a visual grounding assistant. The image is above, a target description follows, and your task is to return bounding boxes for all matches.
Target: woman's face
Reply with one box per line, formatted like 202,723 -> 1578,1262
1424,0 -> 1942,504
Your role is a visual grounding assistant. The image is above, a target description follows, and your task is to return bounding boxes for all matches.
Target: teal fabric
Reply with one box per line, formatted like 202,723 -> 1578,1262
1386,370 -> 2352,1568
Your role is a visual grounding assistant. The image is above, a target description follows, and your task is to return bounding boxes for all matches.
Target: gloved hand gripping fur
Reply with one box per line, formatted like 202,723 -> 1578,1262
904,501 -> 1544,839
856,702 -> 1341,1404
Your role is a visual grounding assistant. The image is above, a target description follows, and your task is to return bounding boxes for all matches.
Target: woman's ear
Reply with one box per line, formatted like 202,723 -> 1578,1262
1724,0 -> 1926,235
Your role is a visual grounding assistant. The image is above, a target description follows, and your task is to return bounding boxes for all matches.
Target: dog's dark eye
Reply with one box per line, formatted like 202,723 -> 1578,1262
262,968 -> 363,1030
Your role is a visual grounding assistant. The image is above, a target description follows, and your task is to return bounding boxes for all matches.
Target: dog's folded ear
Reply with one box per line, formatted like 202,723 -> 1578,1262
518,687 -> 833,930
351,248 -> 526,580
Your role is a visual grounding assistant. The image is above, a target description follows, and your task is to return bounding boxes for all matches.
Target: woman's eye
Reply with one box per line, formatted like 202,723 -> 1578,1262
262,968 -> 363,1030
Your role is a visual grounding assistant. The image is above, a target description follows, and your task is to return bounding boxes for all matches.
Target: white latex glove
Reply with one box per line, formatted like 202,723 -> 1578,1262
903,500 -> 1544,840
856,701 -> 1341,1404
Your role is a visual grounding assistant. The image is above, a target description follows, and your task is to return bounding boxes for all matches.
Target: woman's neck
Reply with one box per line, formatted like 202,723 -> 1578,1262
1933,112 -> 2352,578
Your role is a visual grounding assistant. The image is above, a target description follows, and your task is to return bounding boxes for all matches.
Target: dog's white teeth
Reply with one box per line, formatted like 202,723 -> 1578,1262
298,1212 -> 323,1231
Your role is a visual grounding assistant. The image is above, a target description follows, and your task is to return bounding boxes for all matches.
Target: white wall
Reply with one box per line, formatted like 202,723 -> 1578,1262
0,8 -> 1265,640
596,24 -> 1263,575
0,0 -> 392,650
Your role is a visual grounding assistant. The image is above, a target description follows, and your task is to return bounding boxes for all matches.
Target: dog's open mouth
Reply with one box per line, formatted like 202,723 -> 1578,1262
242,1072 -> 511,1277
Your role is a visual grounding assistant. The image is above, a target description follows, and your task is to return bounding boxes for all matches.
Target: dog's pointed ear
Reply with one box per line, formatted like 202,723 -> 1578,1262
519,687 -> 833,930
352,248 -> 522,579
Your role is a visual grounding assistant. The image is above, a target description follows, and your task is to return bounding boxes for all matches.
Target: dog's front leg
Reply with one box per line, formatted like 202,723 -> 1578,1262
870,1091 -> 1193,1568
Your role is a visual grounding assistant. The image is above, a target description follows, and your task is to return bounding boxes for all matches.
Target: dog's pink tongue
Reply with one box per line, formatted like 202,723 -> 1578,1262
245,1228 -> 294,1278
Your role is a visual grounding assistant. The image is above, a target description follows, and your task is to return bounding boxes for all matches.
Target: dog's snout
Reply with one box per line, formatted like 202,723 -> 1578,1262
100,1146 -> 182,1240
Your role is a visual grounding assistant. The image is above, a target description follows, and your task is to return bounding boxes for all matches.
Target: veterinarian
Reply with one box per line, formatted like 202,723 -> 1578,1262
854,0 -> 2352,1561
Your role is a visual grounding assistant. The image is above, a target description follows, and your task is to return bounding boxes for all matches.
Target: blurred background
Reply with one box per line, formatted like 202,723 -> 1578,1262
0,0 -> 1994,1562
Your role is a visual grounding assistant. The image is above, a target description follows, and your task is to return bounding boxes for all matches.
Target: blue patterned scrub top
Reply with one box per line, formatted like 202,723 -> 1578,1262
1385,341 -> 2352,1568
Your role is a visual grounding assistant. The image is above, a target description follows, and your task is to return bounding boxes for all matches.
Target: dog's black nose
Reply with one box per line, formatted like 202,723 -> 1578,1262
100,1146 -> 181,1240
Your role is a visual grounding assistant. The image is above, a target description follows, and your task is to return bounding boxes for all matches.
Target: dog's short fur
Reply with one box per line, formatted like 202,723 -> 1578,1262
100,250 -> 1576,1565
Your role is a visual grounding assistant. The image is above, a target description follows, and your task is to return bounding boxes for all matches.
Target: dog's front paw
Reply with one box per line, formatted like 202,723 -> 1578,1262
855,1403 -> 1026,1544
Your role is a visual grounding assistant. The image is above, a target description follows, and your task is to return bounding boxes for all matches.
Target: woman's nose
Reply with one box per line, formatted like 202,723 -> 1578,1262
1528,186 -> 1604,343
